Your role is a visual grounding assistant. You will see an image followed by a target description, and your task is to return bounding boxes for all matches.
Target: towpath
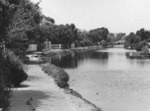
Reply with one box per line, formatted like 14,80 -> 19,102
9,65 -> 99,111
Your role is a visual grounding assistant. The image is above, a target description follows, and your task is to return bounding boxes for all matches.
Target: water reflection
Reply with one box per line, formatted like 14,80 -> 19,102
47,48 -> 150,70
50,51 -> 108,68
45,48 -> 150,111
125,52 -> 150,67
51,53 -> 78,68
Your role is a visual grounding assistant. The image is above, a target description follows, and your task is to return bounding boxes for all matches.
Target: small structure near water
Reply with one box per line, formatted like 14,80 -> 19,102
27,44 -> 37,52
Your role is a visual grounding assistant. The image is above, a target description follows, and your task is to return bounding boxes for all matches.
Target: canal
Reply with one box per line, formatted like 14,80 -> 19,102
51,48 -> 150,111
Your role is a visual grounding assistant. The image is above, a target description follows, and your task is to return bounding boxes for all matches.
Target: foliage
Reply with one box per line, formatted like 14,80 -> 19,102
0,49 -> 27,108
73,30 -> 93,47
4,50 -> 28,86
43,15 -> 55,24
134,41 -> 148,52
42,63 -> 69,88
0,67 -> 10,109
0,83 -> 10,109
136,28 -> 150,41
33,23 -> 78,49
107,33 -> 115,42
88,27 -> 109,44
115,33 -> 126,41
107,33 -> 126,44
0,0 -> 31,109
124,28 -> 150,51
124,32 -> 141,49
34,24 -> 110,48
0,0 -> 20,42
0,0 -> 19,109
57,24 -> 75,48
6,0 -> 42,57
101,40 -> 108,47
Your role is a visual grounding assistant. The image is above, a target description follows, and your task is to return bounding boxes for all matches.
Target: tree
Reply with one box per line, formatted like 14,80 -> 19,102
6,0 -> 42,58
88,27 -> 109,44
115,33 -> 126,41
135,40 -> 148,52
75,30 -> 93,47
0,0 -> 20,42
107,33 -> 115,42
57,24 -> 74,48
0,0 -> 29,108
43,15 -> 55,24
124,32 -> 141,49
136,28 -> 150,41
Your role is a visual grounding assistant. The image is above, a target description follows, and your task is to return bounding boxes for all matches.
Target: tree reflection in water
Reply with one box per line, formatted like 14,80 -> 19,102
50,51 -> 108,68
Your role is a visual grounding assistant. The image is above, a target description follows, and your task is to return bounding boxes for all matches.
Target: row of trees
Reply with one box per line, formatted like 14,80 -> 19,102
0,0 -> 117,108
3,0 -> 150,109
0,0 -> 111,108
0,0 -> 42,109
6,0 -> 42,58
124,28 -> 150,52
31,22 -> 110,49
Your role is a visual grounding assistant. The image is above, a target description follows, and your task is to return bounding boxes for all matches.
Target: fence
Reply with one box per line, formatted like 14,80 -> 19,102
51,44 -> 62,49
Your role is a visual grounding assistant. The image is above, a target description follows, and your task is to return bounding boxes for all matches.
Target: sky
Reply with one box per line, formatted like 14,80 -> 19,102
32,0 -> 150,34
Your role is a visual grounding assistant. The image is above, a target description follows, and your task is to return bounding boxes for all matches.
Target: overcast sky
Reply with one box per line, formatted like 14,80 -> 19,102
32,0 -> 150,34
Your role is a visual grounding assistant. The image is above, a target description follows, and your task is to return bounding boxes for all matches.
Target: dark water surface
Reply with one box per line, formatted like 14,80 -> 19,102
50,48 -> 150,111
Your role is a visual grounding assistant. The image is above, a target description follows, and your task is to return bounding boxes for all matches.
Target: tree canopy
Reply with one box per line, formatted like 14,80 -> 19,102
88,27 -> 109,44
124,28 -> 150,51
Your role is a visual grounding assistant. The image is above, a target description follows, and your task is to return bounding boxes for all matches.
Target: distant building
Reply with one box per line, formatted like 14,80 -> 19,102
27,44 -> 37,52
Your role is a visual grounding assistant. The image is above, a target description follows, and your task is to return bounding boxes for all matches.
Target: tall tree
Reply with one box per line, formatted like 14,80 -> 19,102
6,0 -> 42,57
88,27 -> 109,44
0,0 -> 20,43
136,28 -> 150,41
124,32 -> 141,49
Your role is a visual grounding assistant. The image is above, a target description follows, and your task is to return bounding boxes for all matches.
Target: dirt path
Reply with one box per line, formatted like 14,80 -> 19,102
9,65 -> 100,111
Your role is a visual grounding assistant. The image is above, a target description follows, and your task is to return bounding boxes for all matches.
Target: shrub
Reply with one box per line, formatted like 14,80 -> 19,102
135,41 -> 148,52
79,39 -> 93,47
42,63 -> 69,88
4,50 -> 28,86
0,49 -> 28,109
0,75 -> 10,109
0,54 -> 11,109
101,40 -> 108,47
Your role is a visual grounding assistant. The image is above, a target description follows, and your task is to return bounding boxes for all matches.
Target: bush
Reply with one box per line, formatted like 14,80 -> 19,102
0,50 -> 28,109
135,41 -> 148,52
4,50 -> 28,86
42,63 -> 69,88
0,75 -> 10,109
0,54 -> 11,109
101,40 -> 108,47
124,42 -> 130,49
78,39 -> 94,47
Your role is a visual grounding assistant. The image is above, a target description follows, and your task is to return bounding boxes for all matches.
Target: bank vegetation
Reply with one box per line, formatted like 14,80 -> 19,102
1,0 -> 150,110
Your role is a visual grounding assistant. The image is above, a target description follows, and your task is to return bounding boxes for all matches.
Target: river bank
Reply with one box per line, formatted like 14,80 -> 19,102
43,45 -> 103,57
8,64 -> 101,111
41,45 -> 103,64
59,48 -> 150,111
42,63 -> 101,111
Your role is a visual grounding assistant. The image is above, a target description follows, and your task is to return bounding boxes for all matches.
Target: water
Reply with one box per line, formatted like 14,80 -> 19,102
50,48 -> 150,111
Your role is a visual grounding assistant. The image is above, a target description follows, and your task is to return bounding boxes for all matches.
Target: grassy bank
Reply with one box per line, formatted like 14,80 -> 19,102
42,63 -> 69,88
42,63 -> 102,111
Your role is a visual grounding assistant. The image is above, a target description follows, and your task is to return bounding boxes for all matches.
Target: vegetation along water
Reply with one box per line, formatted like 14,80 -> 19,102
50,48 -> 150,111
1,0 -> 150,110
